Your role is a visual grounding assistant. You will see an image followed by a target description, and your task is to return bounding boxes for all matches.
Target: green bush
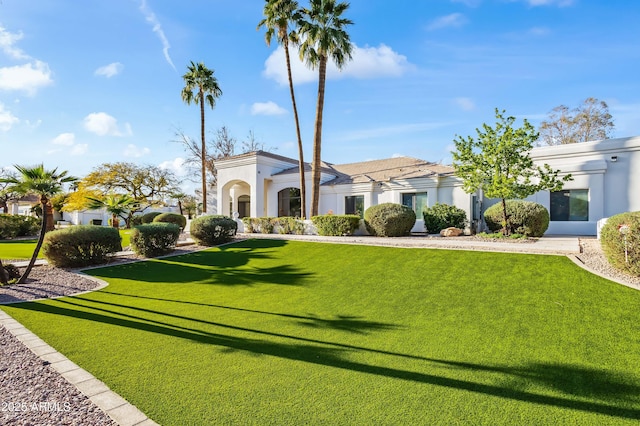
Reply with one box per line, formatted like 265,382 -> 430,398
130,215 -> 144,226
274,217 -> 305,235
130,223 -> 181,258
42,225 -> 122,268
422,203 -> 467,233
311,215 -> 360,236
0,215 -> 41,239
153,212 -> 187,230
484,200 -> 549,237
241,217 -> 255,233
600,211 -> 640,276
141,211 -> 163,224
190,215 -> 237,246
364,203 -> 416,237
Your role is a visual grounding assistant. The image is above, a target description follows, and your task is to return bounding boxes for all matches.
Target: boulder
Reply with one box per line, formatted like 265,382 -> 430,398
440,227 -> 463,237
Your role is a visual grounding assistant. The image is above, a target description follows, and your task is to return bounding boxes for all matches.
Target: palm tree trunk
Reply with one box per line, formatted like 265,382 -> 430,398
310,56 -> 328,218
18,199 -> 48,284
200,90 -> 207,214
284,40 -> 307,219
45,202 -> 55,232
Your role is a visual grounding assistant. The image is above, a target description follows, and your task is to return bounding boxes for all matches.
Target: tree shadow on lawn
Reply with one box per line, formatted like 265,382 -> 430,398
96,290 -> 400,335
88,246 -> 311,287
11,299 -> 640,420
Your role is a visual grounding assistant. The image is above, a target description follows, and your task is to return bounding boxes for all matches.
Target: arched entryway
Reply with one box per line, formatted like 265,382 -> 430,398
278,187 -> 301,217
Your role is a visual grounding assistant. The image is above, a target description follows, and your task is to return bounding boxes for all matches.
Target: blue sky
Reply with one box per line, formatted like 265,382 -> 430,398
1,0 -> 639,192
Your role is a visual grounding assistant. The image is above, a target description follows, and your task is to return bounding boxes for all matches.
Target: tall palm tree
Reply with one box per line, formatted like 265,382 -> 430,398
298,0 -> 353,216
86,194 -> 135,229
258,0 -> 307,219
0,164 -> 77,283
181,61 -> 222,214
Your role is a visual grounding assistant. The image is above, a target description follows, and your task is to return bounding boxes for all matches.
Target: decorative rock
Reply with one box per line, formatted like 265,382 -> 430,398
440,227 -> 463,237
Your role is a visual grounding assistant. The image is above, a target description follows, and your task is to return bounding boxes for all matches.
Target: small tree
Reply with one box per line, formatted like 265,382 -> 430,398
0,164 -> 77,283
86,194 -> 135,228
452,109 -> 572,235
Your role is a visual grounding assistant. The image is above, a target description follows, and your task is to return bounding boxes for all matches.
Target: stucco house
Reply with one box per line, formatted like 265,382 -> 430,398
215,136 -> 640,236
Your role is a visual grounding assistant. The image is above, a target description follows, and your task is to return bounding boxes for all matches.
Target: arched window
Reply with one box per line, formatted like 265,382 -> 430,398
278,188 -> 301,217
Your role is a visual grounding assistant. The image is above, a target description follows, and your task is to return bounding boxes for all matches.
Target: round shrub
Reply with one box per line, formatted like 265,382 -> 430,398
190,215 -> 237,246
130,215 -> 144,226
600,211 -> 640,276
141,211 -> 163,224
130,223 -> 181,258
484,200 -> 549,237
153,212 -> 187,230
0,215 -> 21,239
311,215 -> 360,236
42,225 -> 122,268
1,263 -> 20,284
364,203 -> 416,237
17,216 -> 40,237
422,203 -> 467,233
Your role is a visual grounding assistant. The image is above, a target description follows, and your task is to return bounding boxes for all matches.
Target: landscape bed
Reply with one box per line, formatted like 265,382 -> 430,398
2,239 -> 640,425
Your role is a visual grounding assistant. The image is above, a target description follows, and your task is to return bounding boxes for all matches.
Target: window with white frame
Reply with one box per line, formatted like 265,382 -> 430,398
345,195 -> 364,218
550,189 -> 589,221
401,193 -> 428,218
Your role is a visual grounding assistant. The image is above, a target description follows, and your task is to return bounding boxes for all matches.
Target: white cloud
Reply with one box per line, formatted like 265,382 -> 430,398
0,61 -> 53,95
83,112 -> 132,137
426,13 -> 467,31
263,43 -> 413,85
0,26 -> 29,60
159,157 -> 187,176
124,144 -> 150,158
70,144 -> 89,156
251,101 -> 287,116
138,0 -> 176,70
52,132 -> 75,146
0,103 -> 19,131
95,62 -> 124,78
453,97 -> 476,111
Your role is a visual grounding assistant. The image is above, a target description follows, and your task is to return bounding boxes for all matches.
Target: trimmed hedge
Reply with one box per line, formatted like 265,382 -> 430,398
241,217 -> 275,234
0,214 -> 40,239
141,211 -> 163,224
484,200 -> 549,237
311,215 -> 360,236
130,223 -> 181,257
364,203 -> 416,237
600,211 -> 640,276
423,203 -> 467,233
274,217 -> 305,235
190,215 -> 237,246
153,212 -> 187,230
42,225 -> 122,267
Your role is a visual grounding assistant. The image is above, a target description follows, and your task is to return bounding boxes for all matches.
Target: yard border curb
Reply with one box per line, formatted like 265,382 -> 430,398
567,254 -> 640,292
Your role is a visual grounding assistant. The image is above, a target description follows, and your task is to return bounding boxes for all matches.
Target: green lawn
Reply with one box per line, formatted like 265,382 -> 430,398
2,239 -> 640,425
0,229 -> 133,260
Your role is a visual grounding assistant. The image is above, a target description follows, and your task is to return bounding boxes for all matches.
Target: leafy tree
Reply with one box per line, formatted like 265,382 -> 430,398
452,109 -> 572,235
73,162 -> 180,227
181,61 -> 223,213
0,164 -> 77,283
86,194 -> 136,228
63,183 -> 104,212
538,97 -> 615,145
298,0 -> 353,217
258,0 -> 307,218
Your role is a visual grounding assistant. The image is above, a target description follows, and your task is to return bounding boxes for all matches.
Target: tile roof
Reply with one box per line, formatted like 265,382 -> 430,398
323,157 -> 454,185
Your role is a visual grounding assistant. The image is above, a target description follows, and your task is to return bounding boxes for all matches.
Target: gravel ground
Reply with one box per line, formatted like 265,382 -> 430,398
0,237 -> 638,426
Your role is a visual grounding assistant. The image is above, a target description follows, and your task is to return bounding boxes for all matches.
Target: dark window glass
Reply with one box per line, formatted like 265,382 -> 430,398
550,189 -> 588,221
345,195 -> 364,218
401,193 -> 428,216
278,188 -> 301,217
